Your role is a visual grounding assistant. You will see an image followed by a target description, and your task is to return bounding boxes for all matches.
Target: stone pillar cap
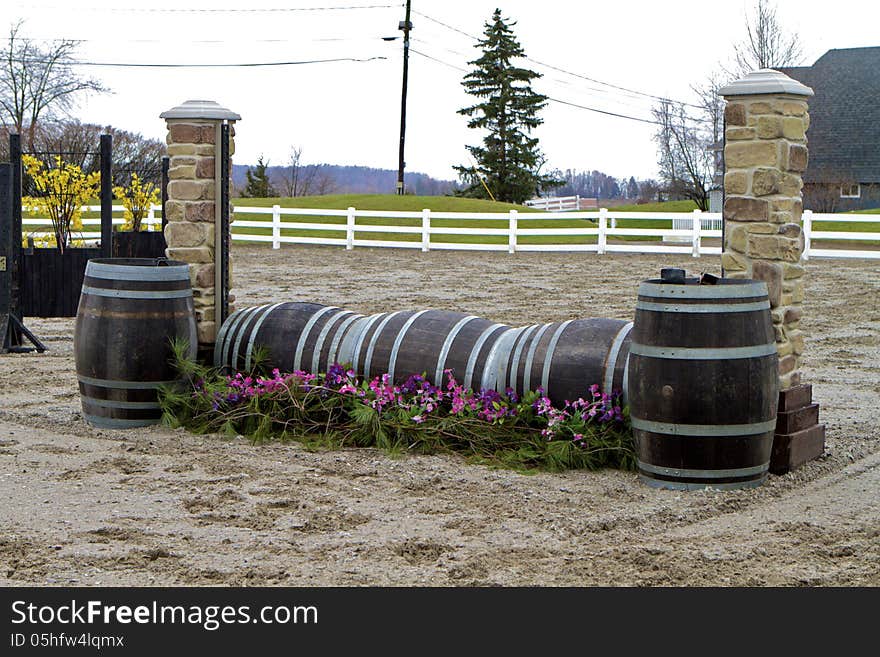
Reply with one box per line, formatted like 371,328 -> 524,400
719,69 -> 813,97
160,99 -> 241,120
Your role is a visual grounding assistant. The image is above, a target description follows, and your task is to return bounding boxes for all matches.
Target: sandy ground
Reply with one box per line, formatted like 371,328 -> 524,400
1,245 -> 878,586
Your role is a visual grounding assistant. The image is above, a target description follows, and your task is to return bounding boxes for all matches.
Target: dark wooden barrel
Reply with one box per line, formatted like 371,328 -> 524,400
215,303 -> 511,390
494,319 -> 632,405
215,302 -> 365,374
628,277 -> 779,490
74,258 -> 197,429
342,309 -> 510,388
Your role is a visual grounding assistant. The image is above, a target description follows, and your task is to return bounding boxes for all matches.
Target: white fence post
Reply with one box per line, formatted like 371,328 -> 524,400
802,209 -> 812,260
147,204 -> 156,231
692,209 -> 702,258
598,208 -> 607,255
346,206 -> 355,250
271,204 -> 281,249
508,209 -> 518,254
421,208 -> 431,252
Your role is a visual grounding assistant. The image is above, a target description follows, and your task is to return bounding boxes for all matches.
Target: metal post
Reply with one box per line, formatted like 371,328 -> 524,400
219,123 -> 230,326
99,134 -> 112,257
161,155 -> 169,231
396,0 -> 412,195
9,135 -> 21,330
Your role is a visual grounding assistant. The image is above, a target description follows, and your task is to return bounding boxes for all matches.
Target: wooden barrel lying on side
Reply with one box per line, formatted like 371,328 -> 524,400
490,319 -> 633,405
215,302 -> 632,405
74,258 -> 197,428
214,302 -> 365,374
216,303 -> 512,390
627,277 -> 779,490
341,309 -> 510,389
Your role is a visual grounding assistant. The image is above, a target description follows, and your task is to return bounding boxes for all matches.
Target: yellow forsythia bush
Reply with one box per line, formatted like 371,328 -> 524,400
113,173 -> 160,232
22,155 -> 101,252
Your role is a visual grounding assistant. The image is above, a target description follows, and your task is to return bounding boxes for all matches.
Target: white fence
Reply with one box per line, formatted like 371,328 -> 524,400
21,204 -> 880,260
232,206 -> 723,257
524,195 -> 597,212
21,205 -> 164,243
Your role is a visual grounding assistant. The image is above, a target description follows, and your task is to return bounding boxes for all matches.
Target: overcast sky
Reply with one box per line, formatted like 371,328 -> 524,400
7,0 -> 879,186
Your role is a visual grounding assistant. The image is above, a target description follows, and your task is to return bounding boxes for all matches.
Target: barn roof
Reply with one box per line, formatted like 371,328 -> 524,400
780,47 -> 880,184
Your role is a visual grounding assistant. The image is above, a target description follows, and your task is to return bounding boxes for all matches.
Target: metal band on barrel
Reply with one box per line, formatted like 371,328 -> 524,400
363,311 -> 403,378
638,474 -> 768,491
435,315 -> 479,386
465,323 -> 507,391
85,262 -> 191,281
635,300 -> 770,314
223,305 -> 264,369
244,302 -> 286,371
77,375 -> 177,389
327,313 -> 364,370
631,417 -> 778,436
637,459 -> 769,480
388,309 -> 431,381
540,320 -> 573,393
638,281 -> 768,299
81,285 -> 192,300
311,310 -> 354,375
80,396 -> 161,410
628,342 -> 777,360
293,306 -> 340,373
215,306 -> 250,367
603,321 -> 633,394
522,323 -> 552,393
345,313 -> 385,372
507,325 -> 539,391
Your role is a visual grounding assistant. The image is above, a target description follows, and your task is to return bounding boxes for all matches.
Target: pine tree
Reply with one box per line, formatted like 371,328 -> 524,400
454,9 -> 560,204
242,155 -> 277,198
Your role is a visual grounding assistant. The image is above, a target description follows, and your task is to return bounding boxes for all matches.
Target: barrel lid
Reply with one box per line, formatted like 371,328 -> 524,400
638,278 -> 769,299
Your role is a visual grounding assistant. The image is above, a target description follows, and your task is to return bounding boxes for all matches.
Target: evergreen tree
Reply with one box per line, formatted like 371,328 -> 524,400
242,155 -> 277,198
454,9 -> 560,204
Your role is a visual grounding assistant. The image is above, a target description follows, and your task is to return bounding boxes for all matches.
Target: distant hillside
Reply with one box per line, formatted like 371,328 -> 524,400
232,163 -> 457,197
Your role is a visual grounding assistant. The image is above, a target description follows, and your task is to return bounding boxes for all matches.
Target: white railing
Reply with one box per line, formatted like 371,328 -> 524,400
231,206 -> 724,258
802,210 -> 880,260
671,209 -> 724,232
524,195 -> 597,212
20,204 -> 880,260
21,204 -> 164,244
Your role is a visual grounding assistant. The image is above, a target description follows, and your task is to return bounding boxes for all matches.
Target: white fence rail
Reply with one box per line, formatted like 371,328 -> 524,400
20,204 -> 880,260
21,204 -> 163,243
524,195 -> 597,212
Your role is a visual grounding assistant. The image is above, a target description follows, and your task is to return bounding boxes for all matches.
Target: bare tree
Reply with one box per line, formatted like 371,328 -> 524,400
652,100 -> 714,210
0,21 -> 107,151
732,0 -> 803,74
278,146 -> 336,197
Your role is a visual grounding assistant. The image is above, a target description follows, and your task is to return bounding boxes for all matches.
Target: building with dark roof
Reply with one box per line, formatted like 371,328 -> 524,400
780,47 -> 880,211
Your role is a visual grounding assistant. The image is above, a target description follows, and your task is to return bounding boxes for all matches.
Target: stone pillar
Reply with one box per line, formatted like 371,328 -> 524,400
159,100 -> 240,357
719,70 -> 812,390
720,70 -> 825,475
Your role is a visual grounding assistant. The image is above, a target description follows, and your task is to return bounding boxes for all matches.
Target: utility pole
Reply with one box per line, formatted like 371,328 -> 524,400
396,0 -> 412,195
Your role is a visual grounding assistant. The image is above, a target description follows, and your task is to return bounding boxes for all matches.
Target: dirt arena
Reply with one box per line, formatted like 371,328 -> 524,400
1,245 -> 878,586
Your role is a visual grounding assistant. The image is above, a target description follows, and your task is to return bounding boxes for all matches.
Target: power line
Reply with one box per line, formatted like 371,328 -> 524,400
411,9 -> 705,111
408,48 -> 666,127
11,3 -> 402,13
0,53 -> 388,68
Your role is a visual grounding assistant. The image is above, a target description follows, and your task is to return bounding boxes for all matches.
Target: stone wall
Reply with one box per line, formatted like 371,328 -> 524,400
720,72 -> 812,390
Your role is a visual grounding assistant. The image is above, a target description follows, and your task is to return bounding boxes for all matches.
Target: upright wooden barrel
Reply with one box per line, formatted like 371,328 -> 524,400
74,258 -> 197,428
489,319 -> 632,405
628,277 -> 779,490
